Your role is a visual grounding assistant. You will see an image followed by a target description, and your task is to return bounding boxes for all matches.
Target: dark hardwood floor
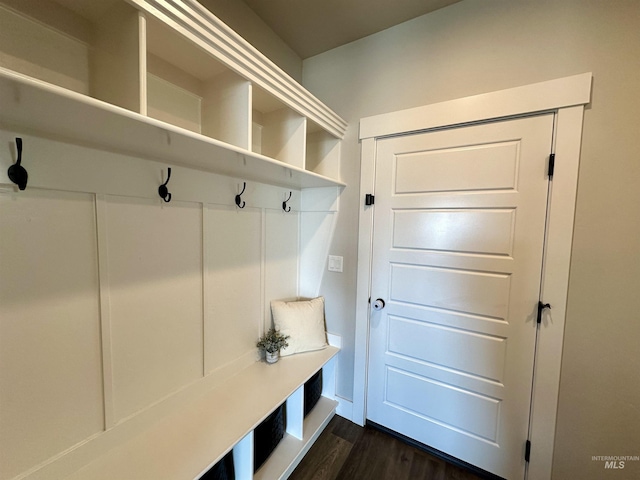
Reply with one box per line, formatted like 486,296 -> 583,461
289,416 -> 485,480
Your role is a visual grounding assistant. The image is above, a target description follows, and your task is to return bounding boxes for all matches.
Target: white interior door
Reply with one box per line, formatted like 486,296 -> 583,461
366,114 -> 554,479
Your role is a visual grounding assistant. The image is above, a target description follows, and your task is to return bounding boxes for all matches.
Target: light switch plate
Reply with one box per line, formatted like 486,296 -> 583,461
328,255 -> 343,273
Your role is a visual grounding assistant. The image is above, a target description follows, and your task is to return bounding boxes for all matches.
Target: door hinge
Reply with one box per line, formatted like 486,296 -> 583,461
365,194 -> 375,206
537,301 -> 551,324
548,153 -> 556,178
525,440 -> 532,463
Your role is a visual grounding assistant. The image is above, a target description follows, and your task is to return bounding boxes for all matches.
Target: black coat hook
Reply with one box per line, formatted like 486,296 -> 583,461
235,182 -> 246,208
8,137 -> 28,190
158,168 -> 172,202
282,191 -> 292,212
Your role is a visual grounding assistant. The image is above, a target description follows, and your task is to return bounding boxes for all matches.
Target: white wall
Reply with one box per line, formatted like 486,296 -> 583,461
302,0 -> 640,478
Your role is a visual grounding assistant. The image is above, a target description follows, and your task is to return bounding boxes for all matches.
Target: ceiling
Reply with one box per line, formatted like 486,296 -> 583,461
241,0 -> 462,59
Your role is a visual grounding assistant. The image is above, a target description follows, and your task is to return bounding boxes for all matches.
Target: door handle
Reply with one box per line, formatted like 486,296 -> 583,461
372,298 -> 386,311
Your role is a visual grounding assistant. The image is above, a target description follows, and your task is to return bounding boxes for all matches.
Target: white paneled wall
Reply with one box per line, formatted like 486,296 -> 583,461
299,187 -> 340,298
264,208 -> 300,321
104,197 -> 204,423
205,205 -> 262,373
0,128 -> 335,480
0,190 -> 104,480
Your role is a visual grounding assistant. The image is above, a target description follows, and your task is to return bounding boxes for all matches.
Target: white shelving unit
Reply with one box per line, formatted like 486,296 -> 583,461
0,0 -> 347,189
64,347 -> 339,480
0,1 -> 346,478
0,68 -> 342,189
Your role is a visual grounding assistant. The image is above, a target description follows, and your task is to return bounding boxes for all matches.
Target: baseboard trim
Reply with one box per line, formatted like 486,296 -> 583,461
335,396 -> 353,422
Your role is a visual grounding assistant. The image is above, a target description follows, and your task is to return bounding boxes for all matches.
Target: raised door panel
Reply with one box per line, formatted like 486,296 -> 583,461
393,208 -> 516,255
394,141 -> 519,194
105,196 -> 203,422
0,189 -> 103,480
385,367 -> 501,442
390,264 -> 511,320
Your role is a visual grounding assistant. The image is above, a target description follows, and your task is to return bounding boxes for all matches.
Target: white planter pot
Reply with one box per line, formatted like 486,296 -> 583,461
265,350 -> 280,364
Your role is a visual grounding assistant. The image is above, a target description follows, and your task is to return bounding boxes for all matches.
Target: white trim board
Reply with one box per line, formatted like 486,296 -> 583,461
359,72 -> 592,140
355,73 -> 592,480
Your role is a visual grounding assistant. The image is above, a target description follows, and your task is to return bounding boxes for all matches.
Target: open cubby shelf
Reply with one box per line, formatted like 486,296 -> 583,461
0,0 -> 347,189
0,68 -> 343,189
253,396 -> 337,480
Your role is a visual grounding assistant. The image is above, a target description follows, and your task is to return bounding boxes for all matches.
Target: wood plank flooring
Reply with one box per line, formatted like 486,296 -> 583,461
289,415 -> 487,480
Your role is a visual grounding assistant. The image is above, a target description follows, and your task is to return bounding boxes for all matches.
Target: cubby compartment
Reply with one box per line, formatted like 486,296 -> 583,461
306,120 -> 342,180
251,363 -> 336,480
200,450 -> 235,480
146,16 -> 251,149
252,85 -> 306,168
253,403 -> 287,472
304,369 -> 323,417
0,0 -> 143,112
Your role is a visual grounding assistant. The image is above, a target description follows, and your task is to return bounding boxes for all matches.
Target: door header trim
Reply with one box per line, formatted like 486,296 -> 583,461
359,72 -> 591,140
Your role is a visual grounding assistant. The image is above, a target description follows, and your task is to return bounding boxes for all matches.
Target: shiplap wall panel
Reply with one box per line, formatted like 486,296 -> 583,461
0,189 -> 103,480
205,204 -> 262,373
105,196 -> 204,422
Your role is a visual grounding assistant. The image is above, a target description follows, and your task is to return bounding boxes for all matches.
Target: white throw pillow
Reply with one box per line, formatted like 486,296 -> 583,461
271,297 -> 328,356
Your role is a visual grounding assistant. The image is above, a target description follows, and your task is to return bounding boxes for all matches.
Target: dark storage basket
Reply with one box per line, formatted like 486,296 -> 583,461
304,369 -> 323,417
253,403 -> 286,472
200,450 -> 235,480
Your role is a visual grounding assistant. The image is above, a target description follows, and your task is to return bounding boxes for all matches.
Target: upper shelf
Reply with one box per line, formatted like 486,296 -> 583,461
0,68 -> 345,189
0,0 -> 347,189
131,0 -> 348,139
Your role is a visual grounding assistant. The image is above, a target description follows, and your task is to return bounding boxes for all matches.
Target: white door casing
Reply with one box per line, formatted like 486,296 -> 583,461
367,114 -> 554,479
355,73 -> 592,480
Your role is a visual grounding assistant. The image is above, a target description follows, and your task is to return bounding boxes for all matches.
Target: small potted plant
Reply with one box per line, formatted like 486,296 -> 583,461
257,328 -> 290,364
